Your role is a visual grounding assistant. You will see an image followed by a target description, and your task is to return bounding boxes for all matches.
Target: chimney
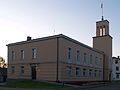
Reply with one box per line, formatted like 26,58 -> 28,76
27,36 -> 31,41
118,56 -> 120,59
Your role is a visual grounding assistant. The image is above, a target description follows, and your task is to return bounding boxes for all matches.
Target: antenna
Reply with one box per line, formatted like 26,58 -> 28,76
101,3 -> 104,21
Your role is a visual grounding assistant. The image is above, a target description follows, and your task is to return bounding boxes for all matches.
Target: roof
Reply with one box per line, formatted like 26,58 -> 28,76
112,57 -> 120,60
7,34 -> 104,54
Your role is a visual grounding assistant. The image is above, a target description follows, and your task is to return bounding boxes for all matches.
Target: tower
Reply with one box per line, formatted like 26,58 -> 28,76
93,19 -> 112,81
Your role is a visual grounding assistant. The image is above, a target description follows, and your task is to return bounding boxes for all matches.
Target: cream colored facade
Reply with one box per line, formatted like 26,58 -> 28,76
7,34 -> 104,82
7,19 -> 112,82
93,20 -> 112,81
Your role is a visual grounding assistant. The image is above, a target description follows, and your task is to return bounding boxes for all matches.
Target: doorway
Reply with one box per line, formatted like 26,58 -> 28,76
31,66 -> 36,79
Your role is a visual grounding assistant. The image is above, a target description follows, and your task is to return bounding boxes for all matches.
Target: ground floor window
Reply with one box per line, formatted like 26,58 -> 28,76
76,67 -> 80,77
94,70 -> 97,77
20,66 -> 24,74
116,73 -> 119,79
11,66 -> 15,74
83,68 -> 87,76
66,66 -> 72,77
89,69 -> 92,77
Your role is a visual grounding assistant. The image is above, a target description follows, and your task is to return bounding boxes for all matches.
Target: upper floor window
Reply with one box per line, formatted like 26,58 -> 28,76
20,50 -> 24,60
67,48 -> 72,63
76,50 -> 80,64
32,48 -> 37,59
95,57 -> 98,65
90,55 -> 93,64
68,48 -> 71,59
115,60 -> 118,64
116,66 -> 119,71
84,53 -> 86,63
11,51 -> 15,61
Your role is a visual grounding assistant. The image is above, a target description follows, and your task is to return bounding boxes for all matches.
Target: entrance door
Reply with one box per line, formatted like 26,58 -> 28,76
31,66 -> 36,79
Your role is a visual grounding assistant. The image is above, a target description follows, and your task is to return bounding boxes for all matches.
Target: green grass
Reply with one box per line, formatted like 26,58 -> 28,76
0,80 -> 66,88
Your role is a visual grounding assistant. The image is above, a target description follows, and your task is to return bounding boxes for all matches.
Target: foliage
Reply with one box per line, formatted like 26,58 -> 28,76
0,56 -> 7,68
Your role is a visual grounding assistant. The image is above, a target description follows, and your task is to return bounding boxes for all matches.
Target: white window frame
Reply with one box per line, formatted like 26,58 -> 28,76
20,50 -> 24,60
90,55 -> 93,64
32,48 -> 37,59
11,66 -> 15,74
11,51 -> 15,61
67,48 -> 72,63
66,66 -> 72,77
76,67 -> 80,77
84,53 -> 87,64
20,66 -> 24,74
76,50 -> 80,64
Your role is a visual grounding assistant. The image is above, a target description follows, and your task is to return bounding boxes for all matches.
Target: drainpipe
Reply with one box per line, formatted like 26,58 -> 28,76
56,37 -> 59,82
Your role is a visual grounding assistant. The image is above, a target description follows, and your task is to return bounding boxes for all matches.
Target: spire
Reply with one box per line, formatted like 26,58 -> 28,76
101,3 -> 104,21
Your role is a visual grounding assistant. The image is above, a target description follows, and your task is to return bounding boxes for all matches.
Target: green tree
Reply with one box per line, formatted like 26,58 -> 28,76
0,56 -> 6,68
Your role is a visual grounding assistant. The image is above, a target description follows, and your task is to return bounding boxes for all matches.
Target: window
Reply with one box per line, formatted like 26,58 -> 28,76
20,50 -> 24,60
90,55 -> 92,64
32,48 -> 37,59
76,50 -> 80,64
99,70 -> 102,77
115,60 -> 118,64
116,66 -> 119,71
95,57 -> 98,65
94,70 -> 97,77
66,66 -> 72,77
11,51 -> 15,60
11,66 -> 15,73
116,73 -> 119,79
84,53 -> 86,63
20,66 -> 24,74
67,48 -> 72,63
100,28 -> 103,36
76,67 -> 80,77
89,69 -> 92,77
103,26 -> 106,36
83,68 -> 87,76
99,58 -> 102,66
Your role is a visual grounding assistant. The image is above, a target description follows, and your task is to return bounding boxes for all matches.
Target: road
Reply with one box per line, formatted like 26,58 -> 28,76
0,83 -> 120,90
84,83 -> 120,90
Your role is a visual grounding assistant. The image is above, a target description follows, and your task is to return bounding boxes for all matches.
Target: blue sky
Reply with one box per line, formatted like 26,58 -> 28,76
0,0 -> 120,62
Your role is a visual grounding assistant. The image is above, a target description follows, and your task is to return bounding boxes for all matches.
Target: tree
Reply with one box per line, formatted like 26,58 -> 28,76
0,56 -> 6,68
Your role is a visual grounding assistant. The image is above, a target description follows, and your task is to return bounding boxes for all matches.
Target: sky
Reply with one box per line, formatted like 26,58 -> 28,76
0,0 -> 120,62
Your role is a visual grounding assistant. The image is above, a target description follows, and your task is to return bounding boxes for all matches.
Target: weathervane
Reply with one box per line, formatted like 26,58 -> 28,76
101,3 -> 104,21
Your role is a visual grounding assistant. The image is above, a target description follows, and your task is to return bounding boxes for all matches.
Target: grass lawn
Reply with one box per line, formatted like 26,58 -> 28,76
0,80 -> 66,88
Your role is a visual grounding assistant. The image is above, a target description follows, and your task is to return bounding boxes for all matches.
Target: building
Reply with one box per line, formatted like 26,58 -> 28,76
7,18 -> 112,82
112,56 -> 120,80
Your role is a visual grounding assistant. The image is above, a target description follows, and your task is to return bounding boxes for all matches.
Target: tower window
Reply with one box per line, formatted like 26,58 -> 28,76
103,26 -> 106,36
100,28 -> 103,36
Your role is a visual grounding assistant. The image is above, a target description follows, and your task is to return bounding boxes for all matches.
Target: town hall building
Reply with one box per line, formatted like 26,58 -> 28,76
7,18 -> 112,82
